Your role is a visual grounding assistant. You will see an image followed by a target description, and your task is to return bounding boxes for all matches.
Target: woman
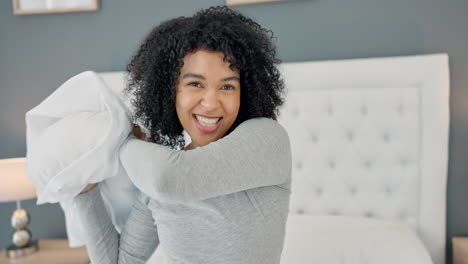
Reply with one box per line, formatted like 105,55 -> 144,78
75,6 -> 291,264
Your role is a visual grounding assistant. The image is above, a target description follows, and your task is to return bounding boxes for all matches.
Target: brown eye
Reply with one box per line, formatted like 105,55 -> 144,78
222,85 -> 235,90
188,82 -> 202,88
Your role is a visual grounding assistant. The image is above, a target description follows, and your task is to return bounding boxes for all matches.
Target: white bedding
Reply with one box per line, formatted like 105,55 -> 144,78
280,215 -> 433,264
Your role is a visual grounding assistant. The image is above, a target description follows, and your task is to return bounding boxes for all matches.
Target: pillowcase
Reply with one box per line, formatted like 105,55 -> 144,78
280,215 -> 433,264
25,71 -> 136,246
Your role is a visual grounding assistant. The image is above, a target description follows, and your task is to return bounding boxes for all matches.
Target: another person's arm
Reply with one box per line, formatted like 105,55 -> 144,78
74,185 -> 159,264
119,117 -> 292,203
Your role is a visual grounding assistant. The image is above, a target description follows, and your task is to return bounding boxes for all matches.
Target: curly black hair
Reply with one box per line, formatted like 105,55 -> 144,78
124,5 -> 285,150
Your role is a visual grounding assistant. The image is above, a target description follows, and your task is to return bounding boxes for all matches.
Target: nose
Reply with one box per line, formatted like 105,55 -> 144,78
200,89 -> 220,110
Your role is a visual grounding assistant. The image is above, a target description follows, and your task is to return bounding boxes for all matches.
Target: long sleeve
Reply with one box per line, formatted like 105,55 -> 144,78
119,117 -> 292,203
74,185 -> 159,264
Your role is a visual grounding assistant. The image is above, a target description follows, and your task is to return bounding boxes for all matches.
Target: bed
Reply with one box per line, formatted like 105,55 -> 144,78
98,53 -> 450,264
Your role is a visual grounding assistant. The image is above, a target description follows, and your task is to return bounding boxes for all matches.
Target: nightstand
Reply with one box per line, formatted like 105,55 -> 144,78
453,236 -> 468,264
0,239 -> 89,264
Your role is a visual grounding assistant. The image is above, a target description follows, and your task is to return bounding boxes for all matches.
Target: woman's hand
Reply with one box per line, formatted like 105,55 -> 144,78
132,125 -> 147,140
80,183 -> 97,194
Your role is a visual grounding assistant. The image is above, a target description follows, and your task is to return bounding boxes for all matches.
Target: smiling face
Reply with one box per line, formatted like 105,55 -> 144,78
175,49 -> 241,150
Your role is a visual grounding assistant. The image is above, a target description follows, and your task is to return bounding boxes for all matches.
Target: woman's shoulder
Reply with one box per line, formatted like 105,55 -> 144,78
239,117 -> 287,133
236,118 -> 290,145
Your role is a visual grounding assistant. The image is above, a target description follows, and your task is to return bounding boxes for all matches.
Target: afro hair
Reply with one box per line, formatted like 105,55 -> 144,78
125,5 -> 285,149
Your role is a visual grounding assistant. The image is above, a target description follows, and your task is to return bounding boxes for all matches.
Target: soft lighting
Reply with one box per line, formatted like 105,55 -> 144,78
0,157 -> 36,202
0,157 -> 38,258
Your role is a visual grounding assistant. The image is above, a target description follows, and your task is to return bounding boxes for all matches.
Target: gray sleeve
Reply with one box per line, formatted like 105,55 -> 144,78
74,185 -> 159,264
119,117 -> 292,203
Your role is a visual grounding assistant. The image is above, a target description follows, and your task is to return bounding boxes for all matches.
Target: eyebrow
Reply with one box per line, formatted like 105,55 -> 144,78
182,73 -> 240,82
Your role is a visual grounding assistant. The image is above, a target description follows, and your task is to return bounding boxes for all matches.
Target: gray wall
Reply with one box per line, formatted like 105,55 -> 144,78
1,0 -> 467,262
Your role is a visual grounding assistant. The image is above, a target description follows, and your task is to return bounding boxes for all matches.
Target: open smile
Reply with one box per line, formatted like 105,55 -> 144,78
193,114 -> 222,133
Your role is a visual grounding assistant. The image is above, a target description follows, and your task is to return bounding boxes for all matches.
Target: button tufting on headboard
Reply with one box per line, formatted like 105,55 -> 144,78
275,54 -> 449,264
315,188 -> 322,196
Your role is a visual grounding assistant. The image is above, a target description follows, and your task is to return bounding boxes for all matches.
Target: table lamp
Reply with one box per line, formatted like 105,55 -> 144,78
0,157 -> 38,258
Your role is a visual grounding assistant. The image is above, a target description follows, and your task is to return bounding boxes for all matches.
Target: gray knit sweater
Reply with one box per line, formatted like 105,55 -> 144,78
74,118 -> 292,264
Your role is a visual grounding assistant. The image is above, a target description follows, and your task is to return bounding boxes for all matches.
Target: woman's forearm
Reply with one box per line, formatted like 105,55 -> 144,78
74,185 -> 120,263
74,185 -> 160,263
119,117 -> 292,203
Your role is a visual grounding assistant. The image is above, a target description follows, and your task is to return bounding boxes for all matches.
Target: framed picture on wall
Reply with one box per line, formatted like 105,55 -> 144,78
226,0 -> 285,6
13,0 -> 99,15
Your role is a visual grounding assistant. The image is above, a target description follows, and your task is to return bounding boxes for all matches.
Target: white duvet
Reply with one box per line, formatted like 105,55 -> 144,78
280,215 -> 433,264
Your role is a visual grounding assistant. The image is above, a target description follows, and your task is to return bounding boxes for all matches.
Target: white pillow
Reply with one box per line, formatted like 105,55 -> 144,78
280,215 -> 433,264
25,71 -> 133,202
25,71 -> 137,246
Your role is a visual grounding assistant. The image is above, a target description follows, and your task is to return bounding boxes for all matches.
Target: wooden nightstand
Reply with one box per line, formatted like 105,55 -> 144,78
0,239 -> 89,264
453,236 -> 468,264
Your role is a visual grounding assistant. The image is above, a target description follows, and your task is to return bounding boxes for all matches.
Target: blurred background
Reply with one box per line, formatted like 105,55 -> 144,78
1,0 -> 467,262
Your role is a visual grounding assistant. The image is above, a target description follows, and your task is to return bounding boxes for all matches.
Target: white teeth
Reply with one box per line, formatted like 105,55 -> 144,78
195,115 -> 220,127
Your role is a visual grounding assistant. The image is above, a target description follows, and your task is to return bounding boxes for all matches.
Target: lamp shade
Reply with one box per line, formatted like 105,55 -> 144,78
0,157 -> 36,202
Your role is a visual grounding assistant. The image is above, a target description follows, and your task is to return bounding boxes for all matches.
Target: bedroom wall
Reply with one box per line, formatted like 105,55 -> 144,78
1,0 -> 467,262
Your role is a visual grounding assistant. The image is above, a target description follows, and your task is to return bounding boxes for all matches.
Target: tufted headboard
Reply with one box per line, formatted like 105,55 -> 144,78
276,54 -> 449,264
99,53 -> 449,264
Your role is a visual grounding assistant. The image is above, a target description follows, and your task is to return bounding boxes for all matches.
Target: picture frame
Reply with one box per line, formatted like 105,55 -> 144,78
13,0 -> 99,15
226,0 -> 285,6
